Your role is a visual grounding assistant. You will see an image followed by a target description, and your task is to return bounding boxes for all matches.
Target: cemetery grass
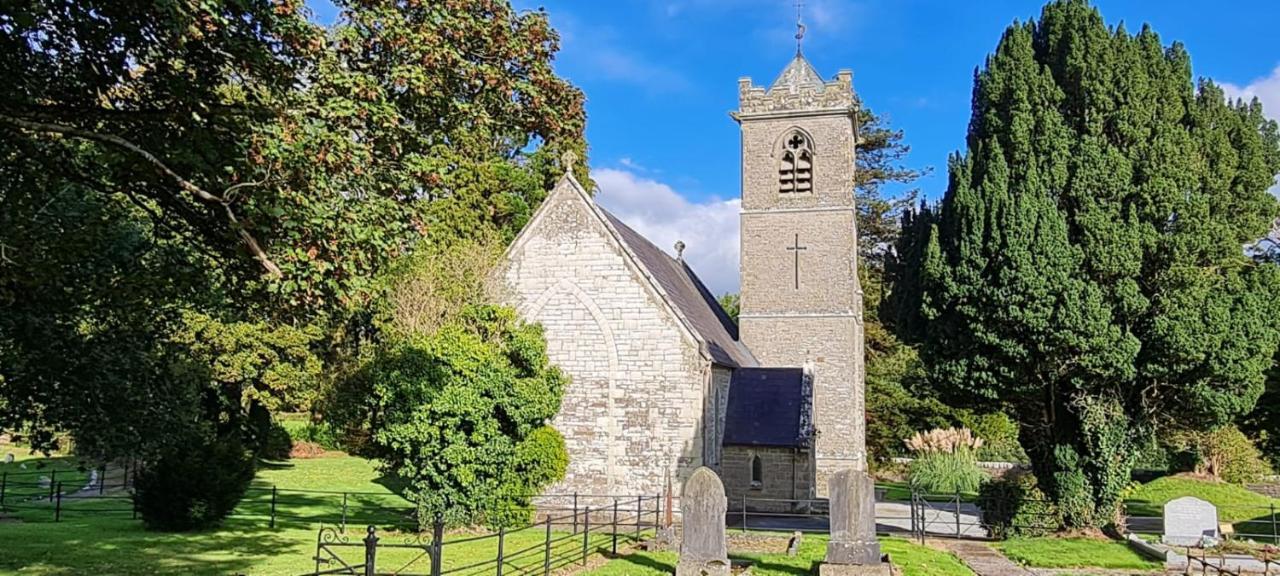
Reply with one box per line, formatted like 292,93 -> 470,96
584,536 -> 976,576
994,537 -> 1161,570
0,453 -> 621,576
1125,476 -> 1279,522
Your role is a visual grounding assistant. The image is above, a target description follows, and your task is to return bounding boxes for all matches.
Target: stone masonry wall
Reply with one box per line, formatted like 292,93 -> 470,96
722,446 -> 814,513
498,177 -> 712,502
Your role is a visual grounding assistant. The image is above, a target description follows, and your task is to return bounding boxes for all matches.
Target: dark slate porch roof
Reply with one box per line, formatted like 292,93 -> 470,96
723,367 -> 814,448
600,209 -> 756,368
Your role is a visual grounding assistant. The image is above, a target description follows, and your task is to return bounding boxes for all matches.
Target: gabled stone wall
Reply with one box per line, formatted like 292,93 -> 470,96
498,176 -> 712,501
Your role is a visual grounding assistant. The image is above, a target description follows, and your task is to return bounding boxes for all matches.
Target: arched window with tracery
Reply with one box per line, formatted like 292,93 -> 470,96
750,454 -> 763,488
779,131 -> 813,194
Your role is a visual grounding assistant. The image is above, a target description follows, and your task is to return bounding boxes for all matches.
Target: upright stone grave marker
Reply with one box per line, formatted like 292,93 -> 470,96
1163,496 -> 1219,546
820,469 -> 889,576
676,467 -> 729,576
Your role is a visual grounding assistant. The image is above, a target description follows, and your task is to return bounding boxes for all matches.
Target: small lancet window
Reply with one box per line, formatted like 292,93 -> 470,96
779,132 -> 813,194
750,455 -> 763,488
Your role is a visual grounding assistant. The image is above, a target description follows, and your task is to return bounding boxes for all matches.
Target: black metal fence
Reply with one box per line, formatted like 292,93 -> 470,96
724,487 -> 1058,542
307,495 -> 662,576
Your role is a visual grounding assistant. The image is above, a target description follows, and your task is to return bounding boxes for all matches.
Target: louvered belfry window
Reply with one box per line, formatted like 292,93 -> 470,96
779,132 -> 813,194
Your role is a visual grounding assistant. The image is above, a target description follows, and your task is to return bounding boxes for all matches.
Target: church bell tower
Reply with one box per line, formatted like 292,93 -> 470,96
733,52 -> 864,491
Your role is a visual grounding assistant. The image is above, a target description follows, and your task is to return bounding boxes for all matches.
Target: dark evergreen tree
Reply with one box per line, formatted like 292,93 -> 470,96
919,0 -> 1280,528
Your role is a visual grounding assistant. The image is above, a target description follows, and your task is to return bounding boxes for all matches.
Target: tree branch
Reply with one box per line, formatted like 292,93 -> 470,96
0,113 -> 283,278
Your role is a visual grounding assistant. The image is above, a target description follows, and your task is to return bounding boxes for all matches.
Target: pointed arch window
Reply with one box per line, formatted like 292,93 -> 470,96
750,455 -> 763,488
779,132 -> 813,194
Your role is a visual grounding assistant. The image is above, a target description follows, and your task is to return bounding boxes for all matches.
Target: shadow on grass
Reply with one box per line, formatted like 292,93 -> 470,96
0,516 -> 304,576
618,553 -> 676,573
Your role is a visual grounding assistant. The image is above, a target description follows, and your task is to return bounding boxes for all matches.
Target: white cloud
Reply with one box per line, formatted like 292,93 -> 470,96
593,167 -> 741,295
1221,64 -> 1280,197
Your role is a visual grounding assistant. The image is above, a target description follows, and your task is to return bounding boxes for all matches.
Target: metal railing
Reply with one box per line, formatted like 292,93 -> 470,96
306,495 -> 662,576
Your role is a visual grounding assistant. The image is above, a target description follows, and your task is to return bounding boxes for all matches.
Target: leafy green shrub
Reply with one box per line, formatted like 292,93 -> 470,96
1170,425 -> 1272,484
134,433 -> 255,531
257,421 -> 294,460
1052,444 -> 1095,528
960,412 -> 1027,463
359,305 -> 568,528
979,472 -> 1060,539
298,422 -> 343,451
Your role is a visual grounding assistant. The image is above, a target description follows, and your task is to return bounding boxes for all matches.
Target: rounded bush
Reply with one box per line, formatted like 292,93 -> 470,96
134,434 -> 255,531
978,472 -> 1060,539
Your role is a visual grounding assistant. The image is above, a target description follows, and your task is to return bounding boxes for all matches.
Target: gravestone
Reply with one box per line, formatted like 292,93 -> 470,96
3,453 -> 12,464
676,467 -> 729,576
820,469 -> 890,576
1163,496 -> 1219,546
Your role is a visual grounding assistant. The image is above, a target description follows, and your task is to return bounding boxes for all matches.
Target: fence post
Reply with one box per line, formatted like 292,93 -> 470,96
270,485 -> 278,529
1,471 -> 6,509
611,498 -> 618,555
342,493 -> 349,532
582,505 -> 591,565
635,496 -> 643,540
99,464 -> 106,495
1272,503 -> 1277,544
572,492 -> 579,534
363,526 -> 378,576
742,495 -> 748,532
48,469 -> 56,500
954,490 -> 962,540
496,526 -> 506,576
543,516 -> 552,576
653,493 -> 660,532
55,482 -> 62,522
908,489 -> 916,538
430,514 -> 444,576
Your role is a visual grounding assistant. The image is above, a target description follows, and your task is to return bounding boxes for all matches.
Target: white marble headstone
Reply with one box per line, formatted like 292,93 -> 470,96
1163,496 -> 1219,546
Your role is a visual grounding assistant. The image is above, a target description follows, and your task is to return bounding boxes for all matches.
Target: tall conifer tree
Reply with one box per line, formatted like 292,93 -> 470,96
920,0 -> 1280,527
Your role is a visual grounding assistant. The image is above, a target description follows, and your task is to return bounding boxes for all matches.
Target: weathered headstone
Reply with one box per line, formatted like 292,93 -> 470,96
1163,496 -> 1219,547
820,469 -> 889,576
676,467 -> 729,576
3,453 -> 13,464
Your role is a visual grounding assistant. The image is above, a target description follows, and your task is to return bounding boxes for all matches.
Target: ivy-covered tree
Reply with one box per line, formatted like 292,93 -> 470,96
356,305 -> 568,528
919,0 -> 1280,528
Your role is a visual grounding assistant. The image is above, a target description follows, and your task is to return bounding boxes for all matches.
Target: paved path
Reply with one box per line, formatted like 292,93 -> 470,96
934,541 -> 1031,576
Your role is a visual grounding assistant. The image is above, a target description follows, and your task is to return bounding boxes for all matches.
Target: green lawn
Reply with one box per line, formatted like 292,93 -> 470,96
995,537 -> 1161,570
585,536 -> 975,576
0,453 -> 648,576
1125,476 -> 1279,523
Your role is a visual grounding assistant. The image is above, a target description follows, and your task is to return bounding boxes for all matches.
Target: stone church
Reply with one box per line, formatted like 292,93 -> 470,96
496,51 -> 864,507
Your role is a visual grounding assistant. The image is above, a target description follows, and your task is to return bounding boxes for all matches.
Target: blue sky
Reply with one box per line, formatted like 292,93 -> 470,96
306,1 -> 1280,294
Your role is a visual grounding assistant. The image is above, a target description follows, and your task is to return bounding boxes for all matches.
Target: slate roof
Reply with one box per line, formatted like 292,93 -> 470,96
723,367 -> 814,448
600,209 -> 756,368
770,54 -> 825,92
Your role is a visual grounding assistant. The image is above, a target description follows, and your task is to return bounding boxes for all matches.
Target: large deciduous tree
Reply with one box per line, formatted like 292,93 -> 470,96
0,0 -> 588,470
918,0 -> 1280,528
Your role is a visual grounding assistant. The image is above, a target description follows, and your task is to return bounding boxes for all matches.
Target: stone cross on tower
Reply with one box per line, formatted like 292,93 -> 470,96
786,233 -> 807,290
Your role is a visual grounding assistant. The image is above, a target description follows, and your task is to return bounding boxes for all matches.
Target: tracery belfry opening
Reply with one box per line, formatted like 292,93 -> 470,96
779,131 -> 813,194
